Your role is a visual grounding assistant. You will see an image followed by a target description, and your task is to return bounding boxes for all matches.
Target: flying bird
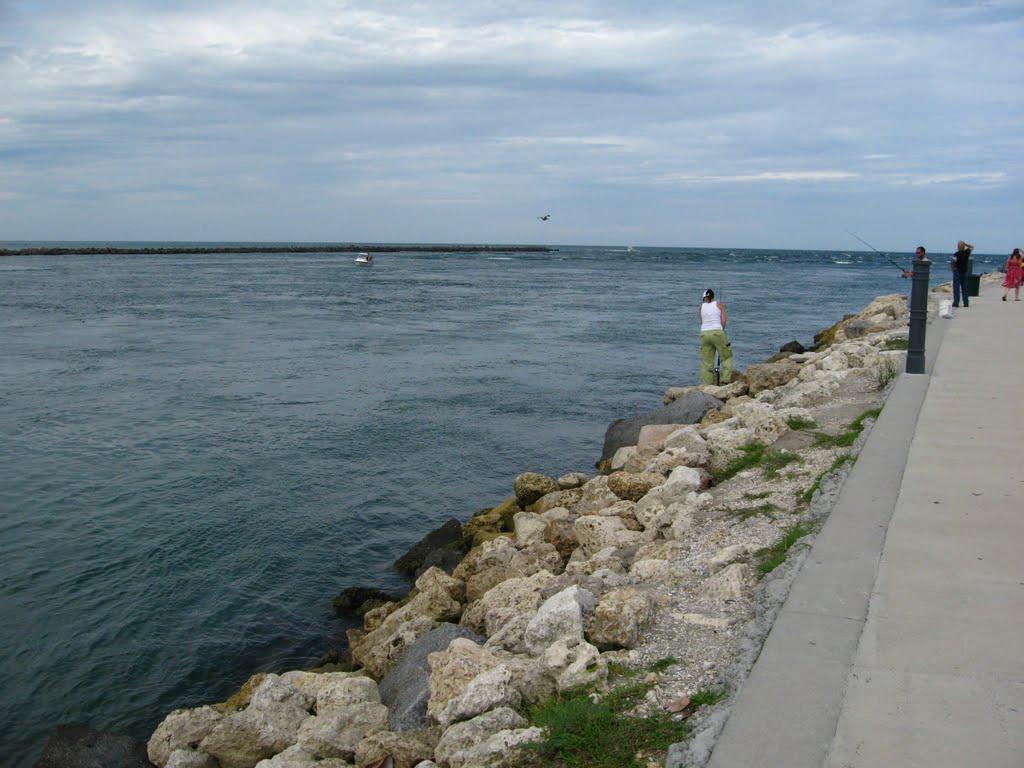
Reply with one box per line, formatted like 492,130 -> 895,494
537,214 -> 550,221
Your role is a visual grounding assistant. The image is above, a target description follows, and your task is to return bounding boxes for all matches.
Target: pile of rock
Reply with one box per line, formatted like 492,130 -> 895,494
146,294 -> 913,768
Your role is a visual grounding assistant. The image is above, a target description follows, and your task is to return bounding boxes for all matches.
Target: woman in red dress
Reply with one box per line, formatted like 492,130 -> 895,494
1002,248 -> 1022,301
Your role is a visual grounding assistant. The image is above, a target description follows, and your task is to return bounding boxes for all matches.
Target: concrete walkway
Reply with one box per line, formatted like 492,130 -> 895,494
706,283 -> 1024,768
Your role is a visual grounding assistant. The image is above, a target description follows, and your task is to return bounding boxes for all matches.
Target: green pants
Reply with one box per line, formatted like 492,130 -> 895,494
700,330 -> 733,385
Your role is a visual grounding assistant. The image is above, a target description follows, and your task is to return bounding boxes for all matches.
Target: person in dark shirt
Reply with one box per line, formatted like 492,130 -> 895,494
951,240 -> 974,307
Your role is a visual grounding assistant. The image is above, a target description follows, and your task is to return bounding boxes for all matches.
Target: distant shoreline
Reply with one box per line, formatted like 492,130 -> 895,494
0,244 -> 557,257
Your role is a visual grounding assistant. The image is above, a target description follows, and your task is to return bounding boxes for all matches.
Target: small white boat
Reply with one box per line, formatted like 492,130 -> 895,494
355,253 -> 373,265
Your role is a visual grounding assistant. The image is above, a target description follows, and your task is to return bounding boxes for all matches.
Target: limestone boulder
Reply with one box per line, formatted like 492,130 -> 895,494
593,499 -> 642,531
701,563 -> 750,601
433,708 -> 527,768
601,391 -> 723,463
379,623 -> 484,733
609,445 -> 637,472
316,676 -> 380,714
637,423 -> 687,450
704,424 -> 756,474
540,507 -> 578,558
542,639 -> 607,691
585,587 -> 652,649
513,512 -> 547,547
426,639 -> 503,725
348,615 -> 441,680
522,585 -> 595,655
200,705 -> 310,768
354,728 -> 440,768
460,570 -> 554,639
296,702 -> 388,761
525,487 -> 582,514
514,472 -> 560,508
462,498 -> 518,548
701,380 -> 748,400
437,665 -> 522,729
606,471 -> 664,502
634,466 -> 710,529
447,727 -> 543,768
278,671 -> 362,703
149,707 -> 224,767
574,475 -> 620,514
745,360 -> 801,395
251,745 -> 320,768
166,749 -> 219,768
573,515 -> 642,557
415,566 -> 466,604
557,472 -> 589,489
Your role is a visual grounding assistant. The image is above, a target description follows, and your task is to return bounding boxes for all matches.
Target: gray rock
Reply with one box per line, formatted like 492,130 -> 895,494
378,623 -> 484,732
34,725 -> 153,768
394,518 -> 466,576
601,392 -> 722,463
779,340 -> 805,354
332,586 -> 403,617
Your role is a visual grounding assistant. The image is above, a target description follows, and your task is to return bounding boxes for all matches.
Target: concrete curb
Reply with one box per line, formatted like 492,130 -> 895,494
700,316 -> 949,768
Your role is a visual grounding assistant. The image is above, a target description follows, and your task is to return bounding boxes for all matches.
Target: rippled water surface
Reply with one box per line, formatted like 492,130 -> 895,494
0,244 -> 997,765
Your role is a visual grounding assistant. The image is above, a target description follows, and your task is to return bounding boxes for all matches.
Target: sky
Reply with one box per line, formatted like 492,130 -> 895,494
1,0 -> 1022,250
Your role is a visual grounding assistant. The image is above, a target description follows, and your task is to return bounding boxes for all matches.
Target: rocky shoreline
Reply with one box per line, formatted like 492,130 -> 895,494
48,284 -> 959,768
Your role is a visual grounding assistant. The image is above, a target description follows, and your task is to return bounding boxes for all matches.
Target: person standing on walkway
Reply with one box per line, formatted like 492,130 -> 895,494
1002,248 -> 1022,301
699,289 -> 732,385
951,239 -> 974,307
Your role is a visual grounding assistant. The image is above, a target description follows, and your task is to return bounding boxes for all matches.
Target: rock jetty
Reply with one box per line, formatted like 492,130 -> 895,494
142,290 -> 932,768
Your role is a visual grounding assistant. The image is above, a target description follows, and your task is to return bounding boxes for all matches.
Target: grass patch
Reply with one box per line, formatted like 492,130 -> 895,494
799,454 -> 854,504
689,686 -> 729,708
718,444 -> 801,482
742,490 -> 771,500
813,407 -> 882,448
883,337 -> 909,350
785,415 -> 817,430
729,502 -> 780,521
761,449 -> 800,477
755,522 -> 815,577
519,682 -> 687,768
874,357 -> 898,390
647,656 -> 679,673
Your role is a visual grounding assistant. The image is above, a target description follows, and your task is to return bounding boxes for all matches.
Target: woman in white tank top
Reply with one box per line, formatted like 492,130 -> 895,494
699,289 -> 732,384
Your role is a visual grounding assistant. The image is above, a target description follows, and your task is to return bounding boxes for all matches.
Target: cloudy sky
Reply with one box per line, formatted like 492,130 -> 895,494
1,0 -> 1021,249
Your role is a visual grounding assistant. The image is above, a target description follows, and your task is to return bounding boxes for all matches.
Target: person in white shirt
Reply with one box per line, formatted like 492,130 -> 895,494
699,288 -> 732,385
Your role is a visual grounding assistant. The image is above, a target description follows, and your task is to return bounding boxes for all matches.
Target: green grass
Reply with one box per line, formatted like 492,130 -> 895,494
785,415 -> 817,430
519,664 -> 723,768
761,449 -> 800,477
717,444 -> 801,482
799,454 -> 854,504
742,491 -> 771,500
728,502 -> 780,521
883,337 -> 909,350
755,522 -> 815,577
813,407 -> 883,448
689,686 -> 729,708
874,357 -> 898,390
519,683 -> 687,768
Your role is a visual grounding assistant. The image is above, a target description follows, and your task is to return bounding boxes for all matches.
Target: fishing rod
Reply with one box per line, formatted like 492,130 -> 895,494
845,229 -> 905,271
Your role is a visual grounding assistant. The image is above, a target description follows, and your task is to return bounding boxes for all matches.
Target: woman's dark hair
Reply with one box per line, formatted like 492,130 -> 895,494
1013,248 -> 1021,258
703,289 -> 715,301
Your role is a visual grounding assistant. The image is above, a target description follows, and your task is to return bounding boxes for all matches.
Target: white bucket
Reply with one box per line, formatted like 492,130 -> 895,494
939,299 -> 953,319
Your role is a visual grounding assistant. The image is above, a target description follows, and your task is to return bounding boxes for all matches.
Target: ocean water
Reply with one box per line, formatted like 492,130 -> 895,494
0,244 -> 1000,765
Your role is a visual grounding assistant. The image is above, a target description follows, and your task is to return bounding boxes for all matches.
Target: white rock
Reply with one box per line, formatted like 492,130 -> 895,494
316,676 -> 380,714
434,708 -> 527,768
438,664 -> 522,728
296,702 -> 388,761
250,675 -> 315,714
558,472 -> 589,489
708,544 -> 749,571
252,745 -> 320,768
609,446 -> 637,472
629,558 -> 668,580
586,587 -> 652,649
542,639 -> 607,691
279,671 -> 360,702
148,707 -> 224,768
200,706 -> 310,768
704,425 -> 756,474
574,475 -> 621,514
573,515 -> 642,556
701,563 -> 749,601
513,512 -> 548,547
457,727 -> 544,768
523,585 -> 595,654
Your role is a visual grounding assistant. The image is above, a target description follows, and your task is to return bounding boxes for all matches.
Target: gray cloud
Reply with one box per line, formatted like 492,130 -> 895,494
0,0 -> 1021,249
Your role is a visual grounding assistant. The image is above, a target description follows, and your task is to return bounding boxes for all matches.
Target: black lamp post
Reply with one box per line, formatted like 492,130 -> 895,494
906,258 -> 930,374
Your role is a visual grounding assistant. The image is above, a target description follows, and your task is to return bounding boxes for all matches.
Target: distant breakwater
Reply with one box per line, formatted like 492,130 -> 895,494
0,244 -> 557,257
